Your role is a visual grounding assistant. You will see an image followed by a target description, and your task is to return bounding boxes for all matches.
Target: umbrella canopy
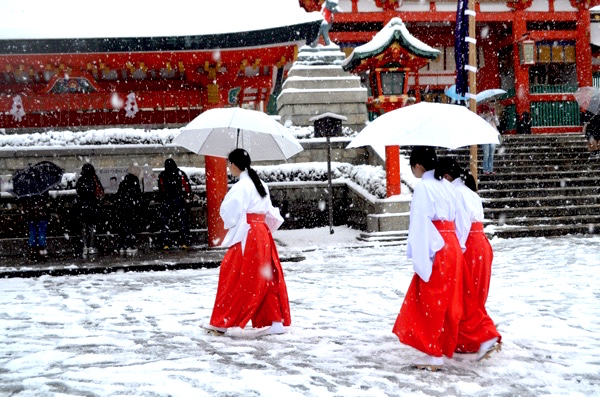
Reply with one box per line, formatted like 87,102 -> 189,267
573,86 -> 600,115
476,88 -> 507,103
445,85 -> 507,103
10,161 -> 64,198
444,85 -> 468,102
173,107 -> 303,161
346,102 -> 500,151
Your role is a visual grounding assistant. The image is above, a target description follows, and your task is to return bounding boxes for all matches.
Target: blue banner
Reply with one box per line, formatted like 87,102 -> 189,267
454,0 -> 469,98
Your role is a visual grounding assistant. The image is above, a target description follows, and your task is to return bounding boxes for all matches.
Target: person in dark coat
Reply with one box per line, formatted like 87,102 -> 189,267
115,166 -> 143,254
20,192 -> 51,261
583,113 -> 600,158
76,163 -> 104,255
518,111 -> 531,135
158,159 -> 191,249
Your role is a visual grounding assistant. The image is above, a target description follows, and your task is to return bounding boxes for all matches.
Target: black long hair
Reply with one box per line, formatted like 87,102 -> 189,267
434,157 -> 477,192
228,148 -> 267,198
409,146 -> 437,171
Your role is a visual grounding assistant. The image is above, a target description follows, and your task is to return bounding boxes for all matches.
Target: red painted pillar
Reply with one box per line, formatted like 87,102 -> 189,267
205,155 -> 228,247
385,145 -> 401,197
513,9 -> 530,117
577,5 -> 593,88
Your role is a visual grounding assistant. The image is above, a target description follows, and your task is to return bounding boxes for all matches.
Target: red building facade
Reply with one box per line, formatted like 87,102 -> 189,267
0,24 -> 320,131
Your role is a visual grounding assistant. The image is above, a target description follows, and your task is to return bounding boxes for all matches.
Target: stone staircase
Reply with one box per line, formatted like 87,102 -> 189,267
439,133 -> 600,238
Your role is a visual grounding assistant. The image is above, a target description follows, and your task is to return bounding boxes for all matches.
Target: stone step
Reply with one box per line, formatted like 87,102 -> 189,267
493,213 -> 600,227
367,212 -> 409,232
476,164 -> 597,175
483,193 -> 600,209
277,88 -> 368,106
449,152 -> 591,162
478,173 -> 600,189
481,185 -> 600,199
484,203 -> 600,220
491,223 -> 600,239
286,64 -> 351,79
282,76 -> 363,90
357,230 -> 408,243
296,46 -> 347,65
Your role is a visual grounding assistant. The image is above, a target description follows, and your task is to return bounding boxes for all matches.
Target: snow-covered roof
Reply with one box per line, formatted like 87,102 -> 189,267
309,113 -> 348,121
0,0 -> 322,40
342,17 -> 440,71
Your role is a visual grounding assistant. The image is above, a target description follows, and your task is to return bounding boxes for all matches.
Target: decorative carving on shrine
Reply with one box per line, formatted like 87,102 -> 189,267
299,0 -> 321,12
507,0 -> 533,10
10,95 -> 25,122
49,77 -> 96,94
124,92 -> 139,118
375,0 -> 401,11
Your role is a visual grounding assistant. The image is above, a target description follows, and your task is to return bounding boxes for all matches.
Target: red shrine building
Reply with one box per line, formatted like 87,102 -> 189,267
302,0 -> 600,134
0,18 -> 320,131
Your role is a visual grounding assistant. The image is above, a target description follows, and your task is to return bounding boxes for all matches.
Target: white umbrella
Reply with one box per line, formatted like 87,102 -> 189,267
573,86 -> 600,115
173,107 -> 303,161
476,88 -> 507,103
347,102 -> 499,152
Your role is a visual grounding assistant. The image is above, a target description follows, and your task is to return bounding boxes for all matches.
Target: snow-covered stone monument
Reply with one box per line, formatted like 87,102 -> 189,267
277,45 -> 368,133
277,1 -> 368,133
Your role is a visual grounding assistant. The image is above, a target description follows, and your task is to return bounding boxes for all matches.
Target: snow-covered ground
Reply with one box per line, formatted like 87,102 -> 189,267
1,226 -> 599,396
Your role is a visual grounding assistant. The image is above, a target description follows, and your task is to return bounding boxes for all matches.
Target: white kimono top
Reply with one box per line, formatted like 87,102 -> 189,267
219,170 -> 284,253
452,178 -> 485,223
406,170 -> 469,282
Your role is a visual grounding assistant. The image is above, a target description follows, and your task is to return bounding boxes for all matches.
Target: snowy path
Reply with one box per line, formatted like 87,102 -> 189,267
0,231 -> 599,396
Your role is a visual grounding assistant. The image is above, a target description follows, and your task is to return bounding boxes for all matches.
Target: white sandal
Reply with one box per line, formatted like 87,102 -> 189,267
413,354 -> 443,372
201,323 -> 227,336
476,337 -> 501,361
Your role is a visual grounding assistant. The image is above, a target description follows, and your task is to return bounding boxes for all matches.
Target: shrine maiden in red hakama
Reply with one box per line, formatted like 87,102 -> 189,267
207,150 -> 291,334
450,174 -> 501,355
452,176 -> 493,307
392,147 -> 470,370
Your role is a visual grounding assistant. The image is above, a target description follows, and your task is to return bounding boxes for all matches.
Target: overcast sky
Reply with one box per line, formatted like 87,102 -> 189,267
0,0 -> 321,39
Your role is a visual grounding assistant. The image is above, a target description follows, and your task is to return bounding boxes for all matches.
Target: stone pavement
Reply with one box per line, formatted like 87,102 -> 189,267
0,245 -> 306,279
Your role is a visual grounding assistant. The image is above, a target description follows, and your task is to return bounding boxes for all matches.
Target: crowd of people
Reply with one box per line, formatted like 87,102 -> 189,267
19,159 -> 193,260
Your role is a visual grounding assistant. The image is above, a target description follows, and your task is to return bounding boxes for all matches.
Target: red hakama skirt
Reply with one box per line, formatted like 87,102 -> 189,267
210,214 -> 291,329
455,222 -> 501,353
392,220 -> 464,358
464,222 -> 492,306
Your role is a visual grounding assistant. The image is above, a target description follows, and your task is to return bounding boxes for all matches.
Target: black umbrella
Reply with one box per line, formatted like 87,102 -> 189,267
10,161 -> 64,198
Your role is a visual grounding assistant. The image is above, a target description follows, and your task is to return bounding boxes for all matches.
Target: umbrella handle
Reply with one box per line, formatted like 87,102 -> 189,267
236,128 -> 240,149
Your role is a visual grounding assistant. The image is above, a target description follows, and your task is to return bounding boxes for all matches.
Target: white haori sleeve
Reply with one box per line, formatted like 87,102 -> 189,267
449,180 -> 471,251
263,184 -> 284,232
406,182 -> 445,283
219,181 -> 251,252
454,179 -> 485,223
